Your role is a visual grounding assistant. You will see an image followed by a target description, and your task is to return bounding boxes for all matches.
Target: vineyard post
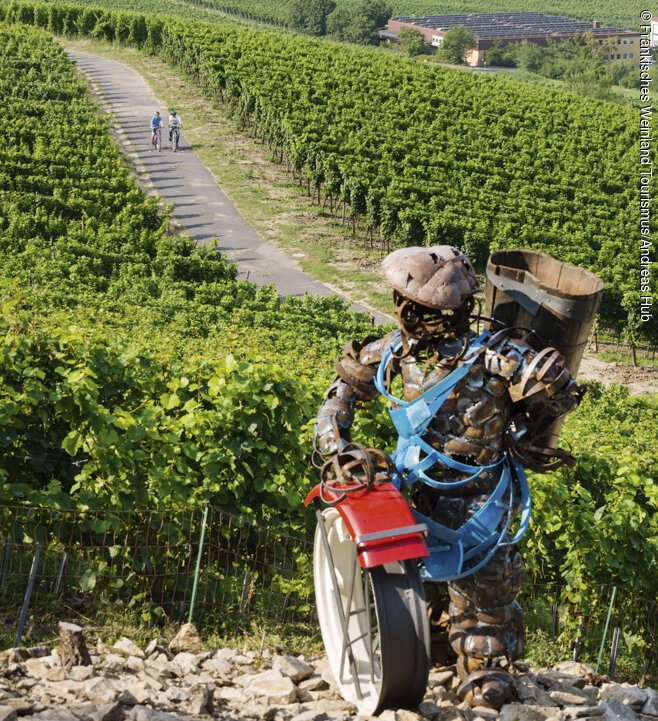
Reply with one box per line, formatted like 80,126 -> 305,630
238,572 -> 252,611
550,602 -> 558,638
14,543 -> 43,649
608,626 -> 621,679
595,585 -> 617,672
0,539 -> 11,588
188,505 -> 209,624
572,615 -> 584,661
54,551 -> 68,595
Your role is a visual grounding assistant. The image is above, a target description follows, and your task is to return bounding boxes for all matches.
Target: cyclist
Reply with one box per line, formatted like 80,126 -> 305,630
168,110 -> 182,146
150,111 -> 163,148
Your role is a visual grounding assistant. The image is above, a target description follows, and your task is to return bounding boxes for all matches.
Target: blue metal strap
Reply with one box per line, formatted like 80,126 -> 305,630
374,330 -> 404,405
412,460 -> 510,545
395,436 -> 505,490
501,458 -> 532,546
375,331 -> 489,412
376,329 -> 500,491
388,373 -> 470,439
372,329 -> 532,581
416,458 -> 531,581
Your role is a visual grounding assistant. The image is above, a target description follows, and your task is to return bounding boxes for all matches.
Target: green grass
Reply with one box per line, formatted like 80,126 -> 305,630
409,53 -> 641,108
1,599 -> 323,656
598,350 -> 658,368
494,68 -> 640,107
204,620 -> 323,656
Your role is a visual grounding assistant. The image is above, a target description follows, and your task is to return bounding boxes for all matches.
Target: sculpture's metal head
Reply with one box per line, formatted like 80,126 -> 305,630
382,245 -> 479,339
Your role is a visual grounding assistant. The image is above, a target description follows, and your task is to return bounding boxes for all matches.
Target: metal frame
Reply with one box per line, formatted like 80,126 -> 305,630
316,510 -> 375,701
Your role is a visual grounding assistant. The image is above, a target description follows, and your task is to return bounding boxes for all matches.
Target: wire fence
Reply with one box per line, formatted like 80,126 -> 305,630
0,504 -> 315,648
587,336 -> 658,368
521,583 -> 658,686
0,504 -> 656,685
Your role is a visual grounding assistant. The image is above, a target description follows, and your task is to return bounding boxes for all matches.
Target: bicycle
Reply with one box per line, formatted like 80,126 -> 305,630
170,126 -> 180,152
151,127 -> 161,152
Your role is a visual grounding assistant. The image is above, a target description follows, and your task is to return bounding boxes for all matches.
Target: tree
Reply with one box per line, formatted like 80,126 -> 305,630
288,0 -> 336,36
327,0 -> 390,45
437,25 -> 476,64
326,5 -> 352,39
485,41 -> 516,67
513,41 -> 544,72
606,61 -> 639,89
351,0 -> 390,45
398,27 -> 426,56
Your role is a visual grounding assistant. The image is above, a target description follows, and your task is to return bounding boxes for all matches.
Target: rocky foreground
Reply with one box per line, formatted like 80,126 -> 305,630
0,624 -> 656,721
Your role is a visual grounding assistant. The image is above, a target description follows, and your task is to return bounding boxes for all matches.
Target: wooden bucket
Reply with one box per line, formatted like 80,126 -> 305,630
484,249 -> 604,378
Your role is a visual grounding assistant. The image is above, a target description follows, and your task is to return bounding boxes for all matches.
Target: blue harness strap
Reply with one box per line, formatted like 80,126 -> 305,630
415,458 -> 531,581
374,331 -> 532,582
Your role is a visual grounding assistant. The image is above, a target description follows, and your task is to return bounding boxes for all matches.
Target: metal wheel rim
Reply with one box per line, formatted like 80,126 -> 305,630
314,508 -> 383,715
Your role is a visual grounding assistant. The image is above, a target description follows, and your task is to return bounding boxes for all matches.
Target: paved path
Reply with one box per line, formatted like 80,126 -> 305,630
68,50 -> 384,317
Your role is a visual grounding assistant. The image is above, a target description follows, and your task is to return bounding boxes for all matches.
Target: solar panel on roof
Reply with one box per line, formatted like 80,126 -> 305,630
391,10 -> 628,36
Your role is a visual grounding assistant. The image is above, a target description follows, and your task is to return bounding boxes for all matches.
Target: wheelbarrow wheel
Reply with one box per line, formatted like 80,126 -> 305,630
314,508 -> 430,716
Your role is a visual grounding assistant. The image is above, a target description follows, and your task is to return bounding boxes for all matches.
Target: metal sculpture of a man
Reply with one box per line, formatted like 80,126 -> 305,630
313,246 -> 581,710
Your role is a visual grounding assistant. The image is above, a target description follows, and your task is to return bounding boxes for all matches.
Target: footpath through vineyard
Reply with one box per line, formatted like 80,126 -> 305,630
65,47 -> 657,395
68,50 -> 367,310
67,52 -> 658,395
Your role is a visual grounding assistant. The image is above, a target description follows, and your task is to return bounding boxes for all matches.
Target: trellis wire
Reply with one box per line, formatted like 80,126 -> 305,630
0,504 -> 314,643
0,504 -> 656,685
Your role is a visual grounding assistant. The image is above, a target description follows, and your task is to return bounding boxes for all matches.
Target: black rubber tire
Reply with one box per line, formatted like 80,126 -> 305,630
314,509 -> 430,715
370,560 -> 431,712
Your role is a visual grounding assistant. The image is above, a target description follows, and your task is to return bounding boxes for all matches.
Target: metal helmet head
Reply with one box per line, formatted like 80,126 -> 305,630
382,245 -> 479,339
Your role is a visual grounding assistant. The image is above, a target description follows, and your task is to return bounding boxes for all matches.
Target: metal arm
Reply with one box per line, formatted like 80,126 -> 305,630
313,334 -> 395,460
485,332 -> 580,470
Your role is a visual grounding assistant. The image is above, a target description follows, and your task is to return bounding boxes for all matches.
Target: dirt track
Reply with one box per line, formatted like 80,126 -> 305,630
578,355 -> 658,396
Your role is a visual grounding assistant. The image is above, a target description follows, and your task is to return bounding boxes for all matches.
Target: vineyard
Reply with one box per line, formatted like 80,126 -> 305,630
1,0 -> 649,345
61,0 -> 250,25
0,20 -> 378,517
122,0 -> 645,31
0,0 -> 656,663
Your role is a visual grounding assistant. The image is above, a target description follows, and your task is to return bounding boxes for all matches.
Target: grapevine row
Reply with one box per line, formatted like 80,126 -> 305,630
0,19 -> 373,520
1,21 -> 656,611
64,0 -> 641,34
4,0 -> 646,338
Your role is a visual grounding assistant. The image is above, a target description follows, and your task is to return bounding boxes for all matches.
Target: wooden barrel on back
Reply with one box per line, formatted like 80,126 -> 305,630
484,249 -> 604,448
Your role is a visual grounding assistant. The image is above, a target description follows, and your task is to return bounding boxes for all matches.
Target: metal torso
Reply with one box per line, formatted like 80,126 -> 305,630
399,344 -> 511,468
389,336 -> 511,533
316,325 -> 579,544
